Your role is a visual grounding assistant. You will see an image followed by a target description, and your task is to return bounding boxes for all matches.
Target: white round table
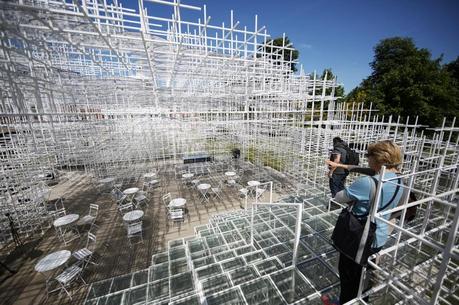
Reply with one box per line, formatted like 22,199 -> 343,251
99,177 -> 115,184
182,173 -> 194,179
143,172 -> 156,178
53,214 -> 79,228
247,181 -> 261,187
169,198 -> 186,208
225,171 -> 236,177
197,183 -> 211,191
197,183 -> 211,203
123,210 -> 144,222
147,179 -> 159,186
123,187 -> 139,195
35,250 -> 71,273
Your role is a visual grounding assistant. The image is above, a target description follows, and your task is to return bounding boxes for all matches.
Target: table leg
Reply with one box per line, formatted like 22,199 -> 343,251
200,190 -> 209,203
55,226 -> 65,242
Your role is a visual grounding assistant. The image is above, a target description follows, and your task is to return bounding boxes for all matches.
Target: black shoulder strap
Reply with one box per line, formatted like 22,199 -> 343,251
350,167 -> 376,176
377,177 -> 401,212
357,176 -> 401,217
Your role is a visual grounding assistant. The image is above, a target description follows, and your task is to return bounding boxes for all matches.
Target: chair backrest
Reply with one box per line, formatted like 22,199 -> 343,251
51,209 -> 66,219
87,232 -> 96,249
128,220 -> 142,227
111,188 -> 124,201
239,187 -> 248,195
169,209 -> 184,220
127,221 -> 142,234
54,197 -> 65,212
162,193 -> 171,203
119,202 -> 133,211
256,184 -> 267,198
110,188 -> 117,199
89,204 -> 98,217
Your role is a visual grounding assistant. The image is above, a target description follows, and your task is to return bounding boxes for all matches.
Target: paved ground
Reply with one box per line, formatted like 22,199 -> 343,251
0,166 -> 285,305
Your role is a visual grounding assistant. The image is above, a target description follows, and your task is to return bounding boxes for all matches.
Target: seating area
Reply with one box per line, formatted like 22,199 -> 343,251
0,160 -> 301,304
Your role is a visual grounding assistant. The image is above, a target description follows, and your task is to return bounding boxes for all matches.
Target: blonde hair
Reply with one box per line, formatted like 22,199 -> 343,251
367,140 -> 402,169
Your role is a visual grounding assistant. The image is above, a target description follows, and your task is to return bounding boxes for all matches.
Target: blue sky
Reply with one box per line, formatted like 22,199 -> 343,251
123,0 -> 459,93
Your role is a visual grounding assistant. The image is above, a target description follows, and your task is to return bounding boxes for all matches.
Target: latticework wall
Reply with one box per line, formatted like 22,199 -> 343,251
0,1 -> 457,304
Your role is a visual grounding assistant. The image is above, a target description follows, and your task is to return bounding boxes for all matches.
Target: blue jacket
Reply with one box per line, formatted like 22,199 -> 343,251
345,172 -> 403,248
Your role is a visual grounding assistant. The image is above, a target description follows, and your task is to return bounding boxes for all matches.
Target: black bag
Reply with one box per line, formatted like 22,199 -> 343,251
392,190 -> 418,223
331,208 -> 377,265
331,176 -> 401,266
405,193 -> 418,222
336,143 -> 359,166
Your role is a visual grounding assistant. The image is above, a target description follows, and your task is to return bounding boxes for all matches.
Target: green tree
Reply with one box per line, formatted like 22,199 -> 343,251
346,37 -> 459,127
445,56 -> 459,81
260,36 -> 299,72
320,68 -> 345,98
346,79 -> 372,105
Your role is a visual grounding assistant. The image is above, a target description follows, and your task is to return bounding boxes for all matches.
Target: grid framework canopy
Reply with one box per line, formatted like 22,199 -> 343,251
0,1 -> 458,305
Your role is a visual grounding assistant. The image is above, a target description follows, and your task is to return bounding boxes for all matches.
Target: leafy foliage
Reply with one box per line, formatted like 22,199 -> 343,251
260,37 -> 299,72
320,68 -> 345,98
346,37 -> 459,127
445,56 -> 459,82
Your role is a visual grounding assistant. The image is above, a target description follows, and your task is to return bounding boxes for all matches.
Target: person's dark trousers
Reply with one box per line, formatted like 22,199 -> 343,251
329,173 -> 348,197
338,247 -> 381,304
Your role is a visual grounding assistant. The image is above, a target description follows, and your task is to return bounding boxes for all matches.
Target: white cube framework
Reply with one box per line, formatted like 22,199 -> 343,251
0,1 -> 458,304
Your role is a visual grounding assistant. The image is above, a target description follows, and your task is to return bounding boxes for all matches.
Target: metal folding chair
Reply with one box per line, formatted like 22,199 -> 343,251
211,181 -> 224,200
72,232 -> 97,269
77,204 -> 98,230
127,221 -> 143,246
54,263 -> 86,300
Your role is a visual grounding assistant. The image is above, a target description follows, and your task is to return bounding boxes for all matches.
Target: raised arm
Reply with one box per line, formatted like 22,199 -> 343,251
327,153 -> 341,177
326,159 -> 356,171
327,160 -> 376,176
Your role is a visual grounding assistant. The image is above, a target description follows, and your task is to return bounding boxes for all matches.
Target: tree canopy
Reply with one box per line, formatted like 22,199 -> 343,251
445,56 -> 459,81
260,36 -> 299,72
346,37 -> 459,127
320,68 -> 345,98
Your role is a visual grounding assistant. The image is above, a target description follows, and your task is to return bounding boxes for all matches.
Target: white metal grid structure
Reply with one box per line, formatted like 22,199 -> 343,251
0,0 -> 339,240
0,0 -> 457,304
